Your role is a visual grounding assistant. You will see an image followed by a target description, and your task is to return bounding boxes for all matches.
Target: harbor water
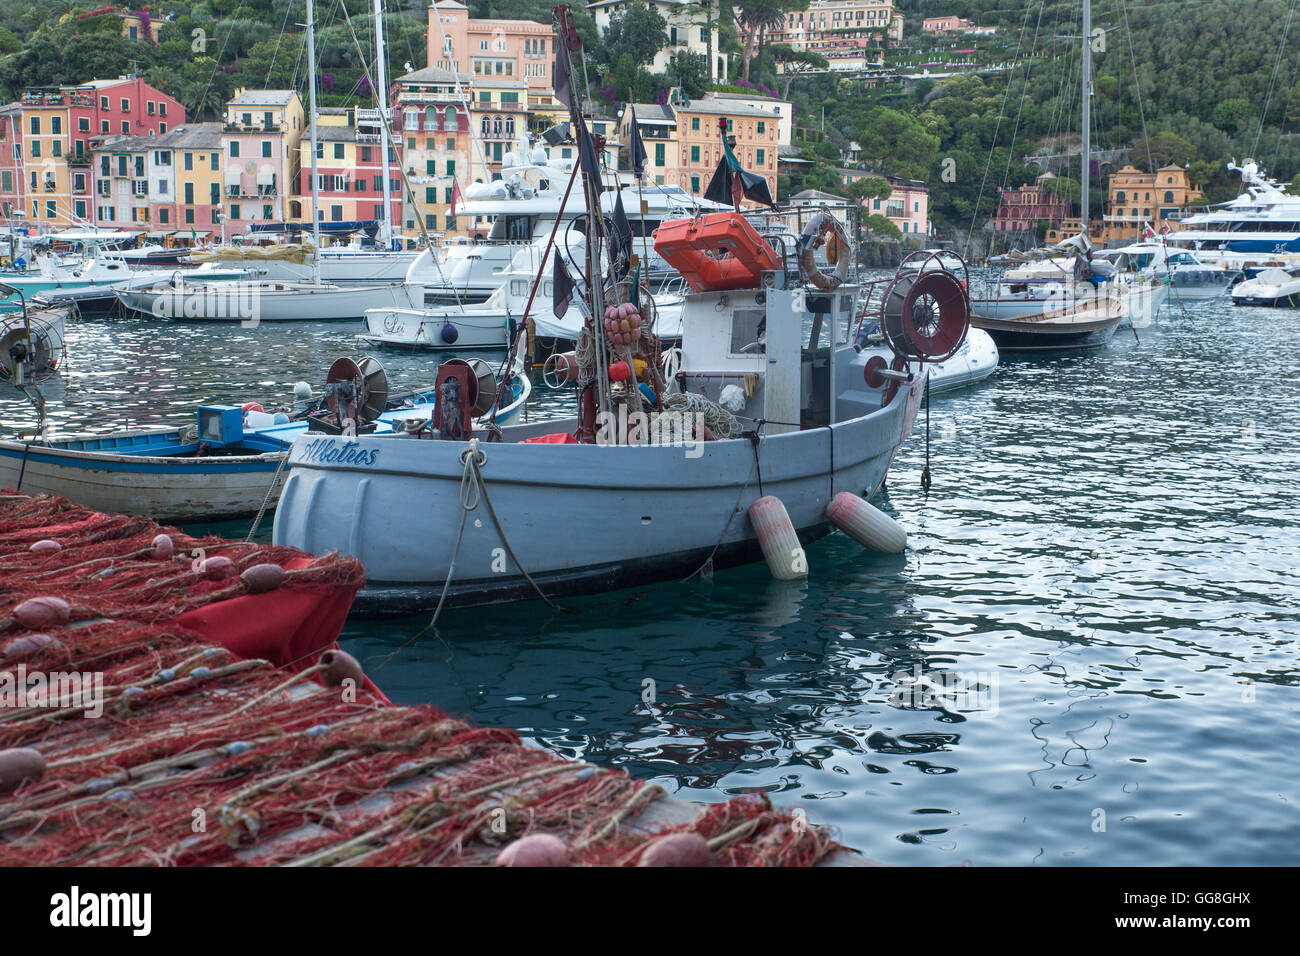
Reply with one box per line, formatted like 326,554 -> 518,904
2,291 -> 1297,865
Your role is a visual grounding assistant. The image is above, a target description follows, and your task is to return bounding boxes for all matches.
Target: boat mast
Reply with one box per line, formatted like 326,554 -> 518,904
373,0 -> 393,250
1081,0 -> 1091,241
306,0 -> 322,284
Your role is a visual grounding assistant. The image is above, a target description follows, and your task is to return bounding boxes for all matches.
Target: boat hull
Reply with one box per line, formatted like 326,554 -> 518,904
273,377 -> 922,613
116,282 -> 410,322
927,327 -> 999,392
359,307 -> 509,350
0,433 -> 286,523
970,308 -> 1121,352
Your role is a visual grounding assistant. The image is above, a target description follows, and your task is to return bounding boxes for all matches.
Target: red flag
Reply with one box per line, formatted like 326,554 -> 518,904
1141,223 -> 1154,239
450,182 -> 461,219
1161,221 -> 1172,236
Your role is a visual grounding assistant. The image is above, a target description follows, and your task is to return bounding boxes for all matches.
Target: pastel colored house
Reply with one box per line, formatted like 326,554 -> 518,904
392,65 -> 475,239
587,0 -> 725,82
427,1 -> 556,95
19,77 -> 181,231
221,90 -> 304,238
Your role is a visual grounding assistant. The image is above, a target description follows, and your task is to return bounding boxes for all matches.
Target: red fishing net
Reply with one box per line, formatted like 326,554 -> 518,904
0,493 -> 841,866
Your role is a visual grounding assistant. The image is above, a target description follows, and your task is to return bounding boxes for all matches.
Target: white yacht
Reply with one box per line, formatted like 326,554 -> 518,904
1166,160 -> 1300,270
1092,240 -> 1237,299
1230,266 -> 1300,307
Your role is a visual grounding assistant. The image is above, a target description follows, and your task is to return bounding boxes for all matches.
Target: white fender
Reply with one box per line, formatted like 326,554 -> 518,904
748,496 -> 808,579
827,491 -> 906,553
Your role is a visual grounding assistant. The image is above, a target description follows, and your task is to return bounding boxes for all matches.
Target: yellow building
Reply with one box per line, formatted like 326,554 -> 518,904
675,99 -> 780,202
170,123 -> 224,241
1102,164 -> 1202,244
467,79 -> 529,184
392,66 -> 475,241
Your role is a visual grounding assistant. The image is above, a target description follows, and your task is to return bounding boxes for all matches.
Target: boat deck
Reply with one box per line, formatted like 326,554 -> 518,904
0,492 -> 869,866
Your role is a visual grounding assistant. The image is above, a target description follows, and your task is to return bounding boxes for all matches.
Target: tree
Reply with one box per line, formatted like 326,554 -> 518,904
603,2 -> 669,70
848,176 -> 891,204
668,50 -> 709,99
862,213 -> 901,240
769,43 -> 827,99
1129,131 -> 1197,170
735,0 -> 791,83
855,107 -> 938,181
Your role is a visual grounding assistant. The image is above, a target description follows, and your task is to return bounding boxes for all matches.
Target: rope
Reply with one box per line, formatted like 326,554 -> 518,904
245,449 -> 289,543
662,391 -> 740,440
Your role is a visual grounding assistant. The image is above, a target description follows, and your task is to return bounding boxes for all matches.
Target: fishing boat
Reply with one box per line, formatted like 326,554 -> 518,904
1229,266 -> 1300,307
0,353 -> 531,523
272,12 -> 969,614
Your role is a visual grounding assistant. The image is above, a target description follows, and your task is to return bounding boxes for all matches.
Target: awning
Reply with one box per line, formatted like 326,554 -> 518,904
256,168 -> 275,186
224,169 -> 242,186
144,230 -> 175,239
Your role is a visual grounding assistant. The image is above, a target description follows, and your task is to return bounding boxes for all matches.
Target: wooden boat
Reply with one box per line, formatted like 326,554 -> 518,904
0,357 -> 532,523
970,298 -> 1124,352
0,427 -> 289,523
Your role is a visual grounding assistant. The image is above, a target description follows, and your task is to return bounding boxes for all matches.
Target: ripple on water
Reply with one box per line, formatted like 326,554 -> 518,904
5,298 -> 1299,865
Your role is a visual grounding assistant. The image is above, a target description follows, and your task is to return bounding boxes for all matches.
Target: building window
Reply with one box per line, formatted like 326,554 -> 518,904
28,117 -> 39,135
692,117 -> 700,131
655,143 -> 665,167
230,142 -> 240,158
334,143 -> 344,159
121,121 -> 129,134
263,205 -> 273,220
262,141 -> 271,157
690,145 -> 700,162
756,148 -> 765,165
757,121 -> 765,134
230,203 -> 240,219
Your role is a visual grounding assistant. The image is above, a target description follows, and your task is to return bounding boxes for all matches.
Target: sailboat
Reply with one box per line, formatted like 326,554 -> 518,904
970,0 -> 1160,349
113,0 -> 402,322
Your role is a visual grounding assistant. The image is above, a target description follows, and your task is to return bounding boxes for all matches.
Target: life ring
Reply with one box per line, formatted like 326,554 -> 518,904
798,212 -> 852,291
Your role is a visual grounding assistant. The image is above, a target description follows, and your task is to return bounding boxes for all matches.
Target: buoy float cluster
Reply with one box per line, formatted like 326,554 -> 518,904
747,491 -> 907,580
496,831 -> 712,867
603,301 -> 643,348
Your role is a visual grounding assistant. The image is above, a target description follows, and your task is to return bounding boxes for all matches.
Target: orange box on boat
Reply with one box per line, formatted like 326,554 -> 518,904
653,213 -> 782,292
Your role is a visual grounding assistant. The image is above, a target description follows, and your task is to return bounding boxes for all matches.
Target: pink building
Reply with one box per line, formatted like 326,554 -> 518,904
292,107 -> 403,231
0,104 -> 23,232
842,169 -> 930,237
426,1 -> 554,95
220,90 -> 304,238
16,76 -> 182,232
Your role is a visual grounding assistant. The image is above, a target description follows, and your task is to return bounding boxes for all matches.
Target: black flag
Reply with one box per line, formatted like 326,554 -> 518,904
628,107 -> 648,180
553,250 -> 574,318
703,130 -> 775,210
576,116 -> 604,195
554,41 -> 571,108
611,189 -> 632,264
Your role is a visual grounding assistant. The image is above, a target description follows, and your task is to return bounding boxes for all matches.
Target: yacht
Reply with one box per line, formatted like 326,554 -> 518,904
1092,240 -> 1237,299
1166,160 -> 1300,270
1229,265 -> 1300,307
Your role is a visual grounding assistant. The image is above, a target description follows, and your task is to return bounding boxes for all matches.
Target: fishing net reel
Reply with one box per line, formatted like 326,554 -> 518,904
879,251 -> 971,364
0,312 -> 63,389
307,356 -> 390,436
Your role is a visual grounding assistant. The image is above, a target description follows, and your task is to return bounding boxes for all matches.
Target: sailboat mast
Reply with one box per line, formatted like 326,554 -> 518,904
306,0 -> 322,283
1081,0 -> 1091,237
373,0 -> 393,250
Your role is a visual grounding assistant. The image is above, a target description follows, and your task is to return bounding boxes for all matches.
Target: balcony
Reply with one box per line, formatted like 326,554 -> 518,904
67,155 -> 91,167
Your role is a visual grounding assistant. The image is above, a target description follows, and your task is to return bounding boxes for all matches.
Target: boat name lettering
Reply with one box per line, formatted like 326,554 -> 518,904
298,439 -> 380,466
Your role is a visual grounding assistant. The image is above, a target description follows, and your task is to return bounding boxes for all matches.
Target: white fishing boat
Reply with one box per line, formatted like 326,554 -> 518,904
1229,266 -> 1300,307
273,14 -> 967,614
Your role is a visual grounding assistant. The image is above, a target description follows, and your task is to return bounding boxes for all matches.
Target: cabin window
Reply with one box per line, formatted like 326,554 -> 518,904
729,309 -> 766,356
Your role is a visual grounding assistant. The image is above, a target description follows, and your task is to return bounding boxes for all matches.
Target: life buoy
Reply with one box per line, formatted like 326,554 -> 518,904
798,212 -> 852,291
